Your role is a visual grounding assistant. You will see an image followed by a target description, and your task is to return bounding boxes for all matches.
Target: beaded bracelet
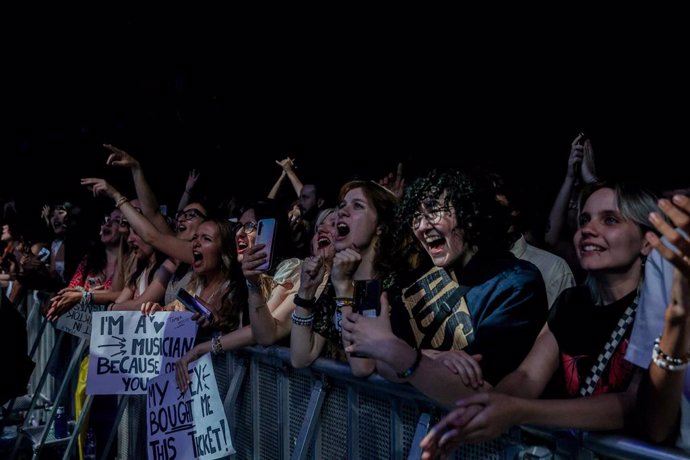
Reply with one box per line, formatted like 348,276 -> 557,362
396,348 -> 423,379
211,334 -> 224,355
652,336 -> 689,372
80,290 -> 93,306
291,311 -> 315,327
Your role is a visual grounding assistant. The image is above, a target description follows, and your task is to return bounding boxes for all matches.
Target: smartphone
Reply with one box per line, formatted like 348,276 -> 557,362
176,288 -> 214,322
350,279 -> 381,358
353,279 -> 381,318
255,218 -> 277,272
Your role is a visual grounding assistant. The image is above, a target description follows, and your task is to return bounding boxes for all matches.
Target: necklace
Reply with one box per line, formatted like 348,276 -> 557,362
201,280 -> 226,305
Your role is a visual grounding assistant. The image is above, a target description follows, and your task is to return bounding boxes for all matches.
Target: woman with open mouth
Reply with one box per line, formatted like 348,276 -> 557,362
290,181 -> 398,377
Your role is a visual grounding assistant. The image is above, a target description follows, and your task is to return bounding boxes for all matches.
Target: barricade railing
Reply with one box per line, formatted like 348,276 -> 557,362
11,289 -> 690,459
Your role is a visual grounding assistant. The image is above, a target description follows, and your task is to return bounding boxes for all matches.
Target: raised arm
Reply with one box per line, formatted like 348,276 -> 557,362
276,157 -> 303,197
242,244 -> 298,346
544,134 -> 584,247
177,169 -> 200,212
638,194 -> 690,443
268,164 -> 288,200
104,144 -> 171,235
81,177 -> 194,263
290,256 -> 328,367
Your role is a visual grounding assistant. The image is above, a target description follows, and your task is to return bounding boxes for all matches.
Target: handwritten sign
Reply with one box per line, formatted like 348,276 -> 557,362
147,354 -> 234,460
87,311 -> 197,394
56,303 -> 105,339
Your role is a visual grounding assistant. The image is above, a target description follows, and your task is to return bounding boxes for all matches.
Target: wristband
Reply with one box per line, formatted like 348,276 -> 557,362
396,348 -> 423,379
293,294 -> 316,310
115,196 -> 129,208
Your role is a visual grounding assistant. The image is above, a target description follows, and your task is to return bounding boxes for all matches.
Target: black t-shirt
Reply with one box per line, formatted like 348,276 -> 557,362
546,286 -> 638,398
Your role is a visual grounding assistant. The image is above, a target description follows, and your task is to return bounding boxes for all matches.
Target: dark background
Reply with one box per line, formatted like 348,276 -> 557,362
3,15 -> 688,227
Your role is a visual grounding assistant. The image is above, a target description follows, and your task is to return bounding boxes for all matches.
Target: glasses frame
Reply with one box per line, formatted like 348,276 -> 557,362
174,208 -> 207,222
410,206 -> 452,230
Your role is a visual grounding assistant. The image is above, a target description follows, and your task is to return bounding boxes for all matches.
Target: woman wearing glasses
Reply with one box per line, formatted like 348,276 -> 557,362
342,169 -> 548,402
173,200 -> 302,390
80,178 -> 210,309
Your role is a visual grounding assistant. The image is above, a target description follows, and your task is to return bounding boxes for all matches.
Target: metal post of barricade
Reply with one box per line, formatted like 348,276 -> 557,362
290,379 -> 326,460
224,355 -> 247,439
406,412 -> 432,460
250,353 -> 260,460
12,336 -> 88,460
61,394 -> 93,460
347,384 -> 359,459
277,360 -> 289,458
101,395 -> 129,460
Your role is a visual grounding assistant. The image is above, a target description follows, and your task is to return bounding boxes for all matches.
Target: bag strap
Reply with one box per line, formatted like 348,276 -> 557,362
579,293 -> 639,397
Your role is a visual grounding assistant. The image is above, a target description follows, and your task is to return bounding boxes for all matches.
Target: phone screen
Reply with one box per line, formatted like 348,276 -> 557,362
255,218 -> 277,272
176,288 -> 214,322
353,279 -> 381,318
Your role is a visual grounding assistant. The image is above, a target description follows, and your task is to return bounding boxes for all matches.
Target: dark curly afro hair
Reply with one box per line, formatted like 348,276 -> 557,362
396,169 -> 512,254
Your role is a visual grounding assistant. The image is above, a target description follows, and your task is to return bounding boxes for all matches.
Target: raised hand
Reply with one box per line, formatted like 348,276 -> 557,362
41,204 -> 51,226
379,162 -> 405,199
241,244 -> 268,286
580,138 -> 598,184
80,177 -> 119,200
567,133 -> 585,179
299,255 -> 326,300
185,169 -> 200,193
647,194 -> 690,277
330,248 -> 361,295
104,144 -> 140,169
275,157 -> 295,172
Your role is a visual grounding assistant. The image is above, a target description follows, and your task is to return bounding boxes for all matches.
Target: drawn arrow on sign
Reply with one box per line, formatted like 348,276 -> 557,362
98,336 -> 127,357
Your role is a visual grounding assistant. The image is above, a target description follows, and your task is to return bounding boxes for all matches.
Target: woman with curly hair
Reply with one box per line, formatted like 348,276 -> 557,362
342,168 -> 548,402
420,181 -> 659,458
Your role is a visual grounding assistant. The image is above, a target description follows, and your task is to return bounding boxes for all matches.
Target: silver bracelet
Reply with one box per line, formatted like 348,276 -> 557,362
211,334 -> 224,355
652,336 -> 689,372
291,311 -> 315,327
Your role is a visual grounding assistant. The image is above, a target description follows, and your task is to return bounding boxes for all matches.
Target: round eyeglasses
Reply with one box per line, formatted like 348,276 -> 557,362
410,207 -> 450,230
175,209 -> 207,222
237,221 -> 258,234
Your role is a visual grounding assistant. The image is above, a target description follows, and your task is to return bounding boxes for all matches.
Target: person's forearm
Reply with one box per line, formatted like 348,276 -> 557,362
377,337 -> 479,407
91,290 -> 121,304
515,391 -> 636,431
130,166 -> 152,210
219,325 -> 255,351
119,199 -> 193,263
268,171 -> 287,199
544,176 -> 576,247
494,368 -> 544,399
247,288 -> 280,346
285,169 -> 304,197
290,307 -> 324,368
640,325 -> 689,442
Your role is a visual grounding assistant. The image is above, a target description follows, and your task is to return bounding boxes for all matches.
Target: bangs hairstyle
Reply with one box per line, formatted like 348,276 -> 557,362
396,169 -> 512,253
